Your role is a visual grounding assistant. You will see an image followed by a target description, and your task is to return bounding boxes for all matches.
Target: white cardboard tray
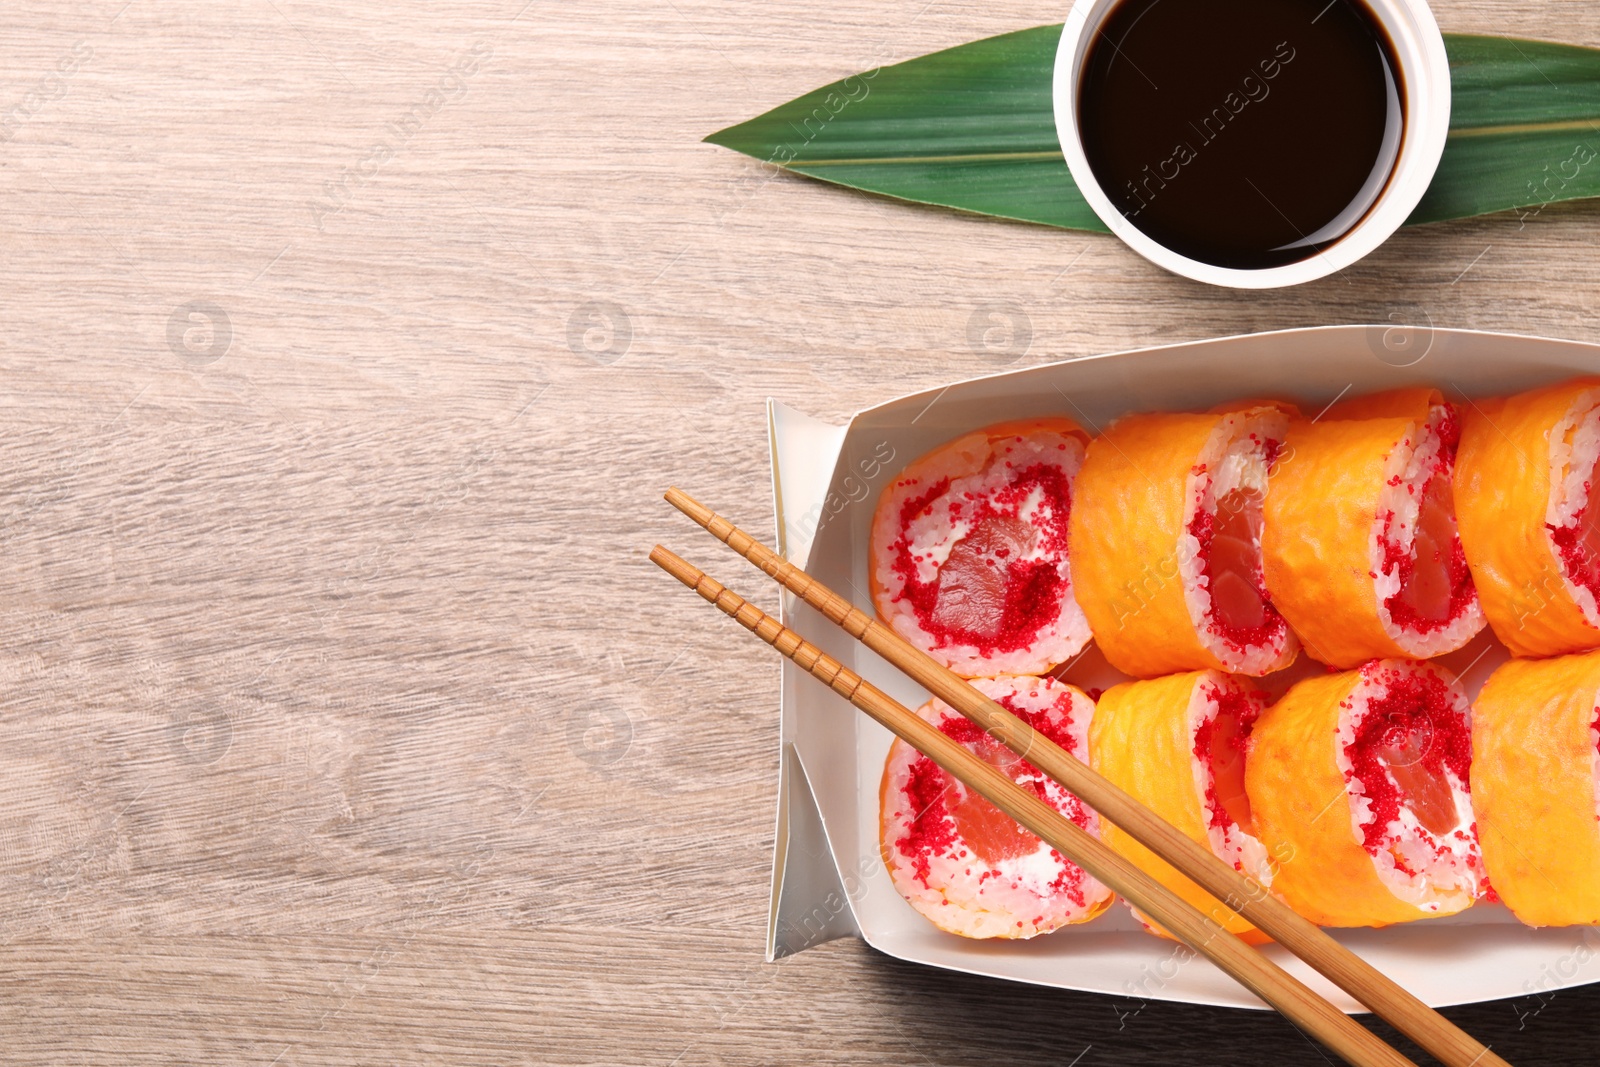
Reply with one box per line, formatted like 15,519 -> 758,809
765,324 -> 1600,1011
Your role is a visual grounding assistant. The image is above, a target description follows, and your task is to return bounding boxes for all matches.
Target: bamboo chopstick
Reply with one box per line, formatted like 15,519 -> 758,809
651,544 -> 1415,1067
662,487 -> 1512,1067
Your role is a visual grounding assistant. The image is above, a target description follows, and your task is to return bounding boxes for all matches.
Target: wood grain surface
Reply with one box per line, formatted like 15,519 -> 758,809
4,1 -> 1600,1063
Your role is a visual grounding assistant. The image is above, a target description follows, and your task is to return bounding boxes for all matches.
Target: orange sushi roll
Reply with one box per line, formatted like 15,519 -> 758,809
1069,404 -> 1298,678
1090,671 -> 1274,943
870,419 -> 1092,677
879,675 -> 1114,938
1454,378 -> 1600,657
1247,659 -> 1486,927
1472,652 -> 1600,926
1264,388 -> 1484,667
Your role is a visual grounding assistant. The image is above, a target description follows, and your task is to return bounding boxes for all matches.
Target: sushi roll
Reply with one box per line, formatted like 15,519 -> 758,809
1472,651 -> 1600,926
1454,378 -> 1600,657
1090,670 -> 1275,943
1069,404 -> 1298,678
1263,387 -> 1484,668
870,418 -> 1092,677
1246,659 -> 1485,927
878,675 -> 1114,938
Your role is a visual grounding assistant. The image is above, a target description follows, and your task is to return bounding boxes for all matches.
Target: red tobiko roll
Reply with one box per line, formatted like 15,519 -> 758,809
879,675 -> 1114,939
870,418 -> 1092,677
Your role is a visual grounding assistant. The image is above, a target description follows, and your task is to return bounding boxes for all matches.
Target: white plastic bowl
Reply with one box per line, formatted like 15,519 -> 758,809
1052,0 -> 1452,289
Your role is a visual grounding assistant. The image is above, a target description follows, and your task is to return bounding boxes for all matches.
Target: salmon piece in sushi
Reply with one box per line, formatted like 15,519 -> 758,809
1070,404 -> 1298,678
870,418 -> 1092,677
1090,670 -> 1275,943
878,675 -> 1114,938
1455,378 -> 1600,657
1246,659 -> 1486,927
1264,388 -> 1484,667
1472,651 -> 1600,926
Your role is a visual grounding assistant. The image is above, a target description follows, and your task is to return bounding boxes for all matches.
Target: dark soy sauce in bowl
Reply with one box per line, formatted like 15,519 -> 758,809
1077,0 -> 1403,271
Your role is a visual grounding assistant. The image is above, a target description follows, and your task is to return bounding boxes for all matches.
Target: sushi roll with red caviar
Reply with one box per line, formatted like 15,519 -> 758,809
1069,404 -> 1298,678
1263,388 -> 1484,668
1454,378 -> 1600,658
878,675 -> 1114,938
1246,659 -> 1485,927
1472,651 -> 1600,927
870,418 -> 1093,677
1090,671 -> 1274,943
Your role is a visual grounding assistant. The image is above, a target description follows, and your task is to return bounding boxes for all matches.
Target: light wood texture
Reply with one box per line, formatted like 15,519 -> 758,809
651,543 -> 1419,1067
662,489 -> 1507,1067
4,0 -> 1600,1063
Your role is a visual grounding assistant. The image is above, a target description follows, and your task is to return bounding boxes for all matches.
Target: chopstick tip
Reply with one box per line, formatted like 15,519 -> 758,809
662,486 -> 711,526
649,544 -> 702,588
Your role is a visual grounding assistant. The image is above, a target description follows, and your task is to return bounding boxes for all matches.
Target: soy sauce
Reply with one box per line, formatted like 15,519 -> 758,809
1077,0 -> 1402,271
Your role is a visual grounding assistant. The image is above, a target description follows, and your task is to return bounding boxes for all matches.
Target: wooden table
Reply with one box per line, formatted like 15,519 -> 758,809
3,1 -> 1598,1062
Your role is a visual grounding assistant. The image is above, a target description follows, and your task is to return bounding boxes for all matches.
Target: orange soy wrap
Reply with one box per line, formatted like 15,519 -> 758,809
1246,669 -> 1437,927
1455,381 -> 1600,657
1472,653 -> 1600,926
1209,397 -> 1300,418
1324,386 -> 1443,422
1090,672 -> 1268,944
1263,415 -> 1417,667
1070,412 -> 1229,678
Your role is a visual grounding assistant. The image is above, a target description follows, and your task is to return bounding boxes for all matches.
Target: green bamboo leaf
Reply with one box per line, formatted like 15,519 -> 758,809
705,27 -> 1600,233
705,26 -> 1104,231
1412,34 -> 1600,223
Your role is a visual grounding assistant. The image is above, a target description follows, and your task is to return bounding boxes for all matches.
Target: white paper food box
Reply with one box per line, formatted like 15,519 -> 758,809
765,324 -> 1600,1011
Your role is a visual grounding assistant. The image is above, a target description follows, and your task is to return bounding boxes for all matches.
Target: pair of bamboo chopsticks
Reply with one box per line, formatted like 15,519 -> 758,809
652,487 -> 1511,1067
